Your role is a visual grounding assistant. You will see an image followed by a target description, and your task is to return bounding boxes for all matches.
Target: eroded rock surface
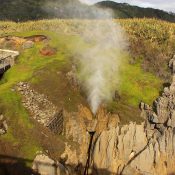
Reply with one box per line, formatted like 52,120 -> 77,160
61,105 -> 120,174
90,56 -> 175,175
59,57 -> 175,175
33,153 -> 68,175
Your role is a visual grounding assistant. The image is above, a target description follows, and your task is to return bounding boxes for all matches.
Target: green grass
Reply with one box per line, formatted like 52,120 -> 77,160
0,89 -> 42,159
119,56 -> 162,106
106,54 -> 162,124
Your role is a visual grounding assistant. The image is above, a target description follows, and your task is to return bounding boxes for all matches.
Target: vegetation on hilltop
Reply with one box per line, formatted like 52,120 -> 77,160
0,0 -> 174,22
96,1 -> 175,22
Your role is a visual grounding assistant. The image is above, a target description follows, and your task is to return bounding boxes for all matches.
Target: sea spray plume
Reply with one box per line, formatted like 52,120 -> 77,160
78,16 -> 128,114
43,0 -> 112,19
43,1 -> 128,114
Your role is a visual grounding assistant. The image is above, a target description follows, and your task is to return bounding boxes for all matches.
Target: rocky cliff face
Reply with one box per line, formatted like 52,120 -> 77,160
58,57 -> 175,175
90,57 -> 175,175
31,57 -> 175,175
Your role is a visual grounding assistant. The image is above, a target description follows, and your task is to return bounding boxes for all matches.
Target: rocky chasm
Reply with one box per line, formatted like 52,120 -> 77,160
30,56 -> 175,175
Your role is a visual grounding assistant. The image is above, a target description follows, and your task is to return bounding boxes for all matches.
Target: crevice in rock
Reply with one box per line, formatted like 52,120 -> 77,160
84,131 -> 95,175
119,136 -> 154,175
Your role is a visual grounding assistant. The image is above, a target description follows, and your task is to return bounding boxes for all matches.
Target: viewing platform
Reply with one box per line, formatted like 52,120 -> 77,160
0,49 -> 19,74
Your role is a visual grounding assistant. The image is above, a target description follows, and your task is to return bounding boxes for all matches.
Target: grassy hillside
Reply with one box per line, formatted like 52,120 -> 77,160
0,0 -> 174,22
0,18 -> 174,163
96,1 -> 175,22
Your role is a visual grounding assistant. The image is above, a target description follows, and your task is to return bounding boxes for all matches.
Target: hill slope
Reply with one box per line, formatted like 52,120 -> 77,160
95,1 -> 175,22
0,0 -> 174,22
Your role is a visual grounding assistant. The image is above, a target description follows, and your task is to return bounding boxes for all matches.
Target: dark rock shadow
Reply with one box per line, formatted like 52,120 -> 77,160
0,154 -> 40,175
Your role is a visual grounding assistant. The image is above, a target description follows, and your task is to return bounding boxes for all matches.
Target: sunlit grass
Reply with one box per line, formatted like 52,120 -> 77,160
119,55 -> 162,106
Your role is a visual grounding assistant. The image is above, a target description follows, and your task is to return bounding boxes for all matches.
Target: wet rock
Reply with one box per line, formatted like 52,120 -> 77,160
89,56 -> 175,175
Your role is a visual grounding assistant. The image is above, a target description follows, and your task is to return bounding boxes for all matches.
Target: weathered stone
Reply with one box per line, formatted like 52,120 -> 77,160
0,49 -> 19,73
88,57 -> 175,175
33,154 -> 67,175
107,113 -> 120,129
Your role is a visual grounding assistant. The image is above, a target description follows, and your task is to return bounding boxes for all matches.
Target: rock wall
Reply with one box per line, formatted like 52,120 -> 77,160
60,105 -> 120,175
59,57 -> 175,175
90,57 -> 175,175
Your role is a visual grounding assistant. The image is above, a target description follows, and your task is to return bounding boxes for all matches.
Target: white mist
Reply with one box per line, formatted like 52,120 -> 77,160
78,15 -> 128,114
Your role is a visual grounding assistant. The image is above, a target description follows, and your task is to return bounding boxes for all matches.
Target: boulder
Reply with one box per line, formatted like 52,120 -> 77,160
33,154 -> 68,175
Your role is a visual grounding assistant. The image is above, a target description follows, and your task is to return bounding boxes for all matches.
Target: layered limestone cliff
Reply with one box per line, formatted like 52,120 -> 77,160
59,57 -> 175,175
90,56 -> 175,175
32,57 -> 175,175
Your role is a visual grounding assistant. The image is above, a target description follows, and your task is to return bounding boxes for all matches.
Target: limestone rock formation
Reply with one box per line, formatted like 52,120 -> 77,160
62,105 -> 120,174
59,56 -> 175,175
0,49 -> 19,69
33,153 -> 68,175
90,56 -> 175,175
